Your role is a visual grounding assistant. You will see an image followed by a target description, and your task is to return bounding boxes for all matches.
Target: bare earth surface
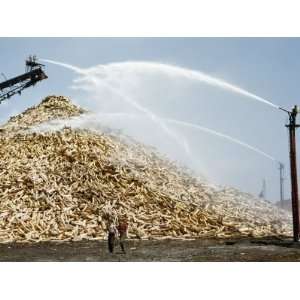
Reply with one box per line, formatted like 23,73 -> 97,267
1,239 -> 300,262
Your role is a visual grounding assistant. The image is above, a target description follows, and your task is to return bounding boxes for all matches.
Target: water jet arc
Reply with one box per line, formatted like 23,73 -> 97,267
72,112 -> 277,163
165,118 -> 277,162
41,58 -> 278,162
42,59 -> 280,110
41,59 -> 191,155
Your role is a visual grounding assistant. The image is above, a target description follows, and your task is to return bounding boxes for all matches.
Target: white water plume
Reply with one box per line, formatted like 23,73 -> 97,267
80,61 -> 279,109
32,111 -> 277,163
41,58 -> 279,196
41,58 -> 278,160
41,58 -> 280,157
31,112 -> 134,134
42,59 -> 279,109
164,119 -> 277,162
41,59 -> 85,75
41,59 -> 191,156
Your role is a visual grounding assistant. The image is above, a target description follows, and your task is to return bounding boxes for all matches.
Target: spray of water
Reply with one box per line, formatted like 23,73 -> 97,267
32,112 -> 136,134
42,59 -> 279,109
41,59 -> 191,155
41,59 -> 281,157
40,58 -> 279,193
100,112 -> 277,162
85,61 -> 279,109
32,111 -> 277,163
165,118 -> 277,162
41,58 -> 278,159
93,76 -> 191,155
41,59 -> 85,75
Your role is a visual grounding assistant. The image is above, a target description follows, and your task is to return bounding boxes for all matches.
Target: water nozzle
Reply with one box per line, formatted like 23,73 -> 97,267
292,105 -> 300,114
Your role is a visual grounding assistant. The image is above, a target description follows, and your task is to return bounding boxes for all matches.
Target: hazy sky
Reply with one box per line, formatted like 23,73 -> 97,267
1,37 -> 300,202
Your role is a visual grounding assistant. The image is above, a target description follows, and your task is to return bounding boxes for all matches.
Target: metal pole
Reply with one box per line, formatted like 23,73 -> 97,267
286,105 -> 300,242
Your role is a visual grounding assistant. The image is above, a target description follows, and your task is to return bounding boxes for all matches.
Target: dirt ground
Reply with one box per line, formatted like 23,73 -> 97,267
1,238 -> 300,261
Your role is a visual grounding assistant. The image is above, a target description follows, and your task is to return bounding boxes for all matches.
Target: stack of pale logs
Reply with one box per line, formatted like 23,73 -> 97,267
0,96 -> 292,243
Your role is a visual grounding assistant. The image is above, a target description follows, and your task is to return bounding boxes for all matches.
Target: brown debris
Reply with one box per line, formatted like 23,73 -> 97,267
0,96 -> 292,243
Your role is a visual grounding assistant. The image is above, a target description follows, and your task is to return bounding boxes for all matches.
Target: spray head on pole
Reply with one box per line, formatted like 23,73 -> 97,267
290,105 -> 300,127
292,105 -> 299,116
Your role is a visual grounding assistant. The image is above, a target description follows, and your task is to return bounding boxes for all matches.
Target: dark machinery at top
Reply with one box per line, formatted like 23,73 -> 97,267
0,55 -> 47,103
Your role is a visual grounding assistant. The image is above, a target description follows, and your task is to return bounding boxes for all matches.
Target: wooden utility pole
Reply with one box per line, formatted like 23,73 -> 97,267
285,105 -> 300,242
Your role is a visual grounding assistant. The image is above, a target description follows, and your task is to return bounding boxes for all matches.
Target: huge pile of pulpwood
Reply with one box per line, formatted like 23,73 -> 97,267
0,96 -> 292,243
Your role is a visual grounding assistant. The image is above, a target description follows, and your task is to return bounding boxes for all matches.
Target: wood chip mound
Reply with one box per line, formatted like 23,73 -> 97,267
0,96 -> 292,243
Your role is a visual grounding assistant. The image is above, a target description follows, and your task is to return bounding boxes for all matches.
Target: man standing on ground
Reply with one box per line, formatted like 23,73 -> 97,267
117,216 -> 128,254
108,223 -> 117,253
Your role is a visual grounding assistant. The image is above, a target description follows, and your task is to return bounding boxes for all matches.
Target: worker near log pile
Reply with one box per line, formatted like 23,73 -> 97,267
117,216 -> 128,254
108,223 -> 118,254
107,215 -> 128,254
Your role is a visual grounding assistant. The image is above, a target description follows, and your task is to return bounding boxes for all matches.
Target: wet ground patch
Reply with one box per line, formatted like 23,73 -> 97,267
0,238 -> 300,262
